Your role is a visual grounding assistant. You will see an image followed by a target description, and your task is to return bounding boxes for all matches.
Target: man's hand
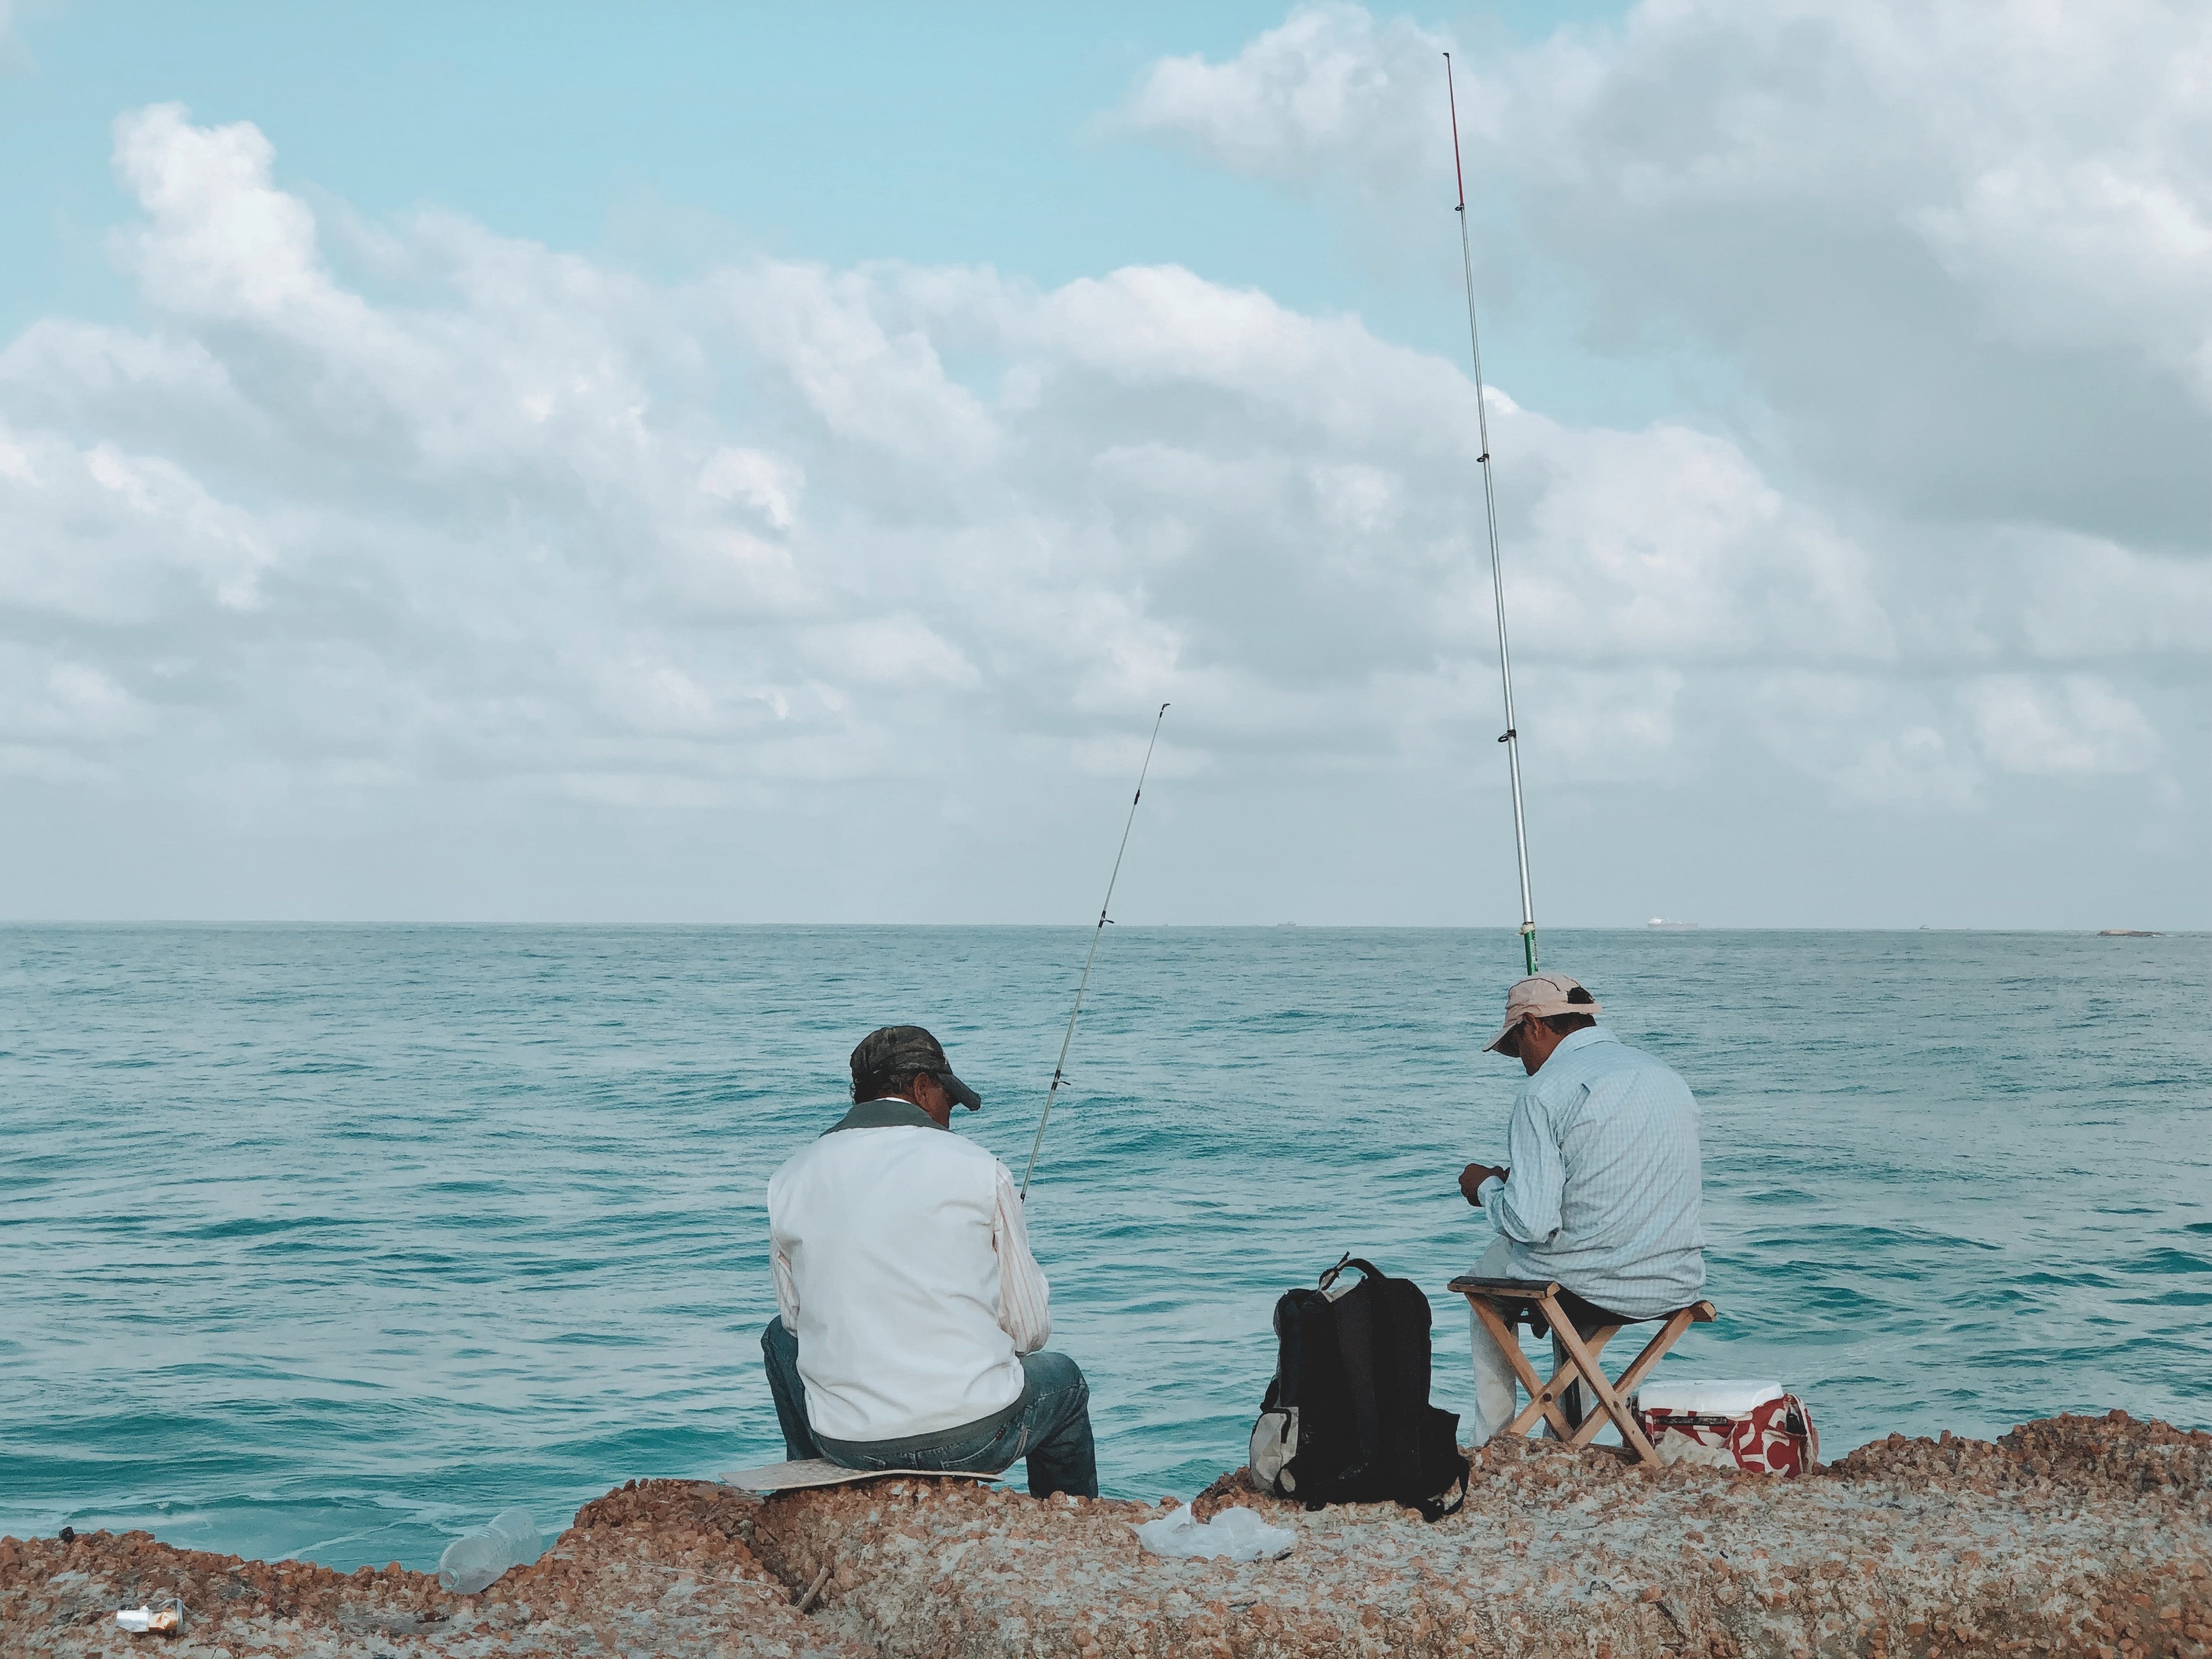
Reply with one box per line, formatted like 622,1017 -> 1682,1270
1459,1163 -> 1508,1206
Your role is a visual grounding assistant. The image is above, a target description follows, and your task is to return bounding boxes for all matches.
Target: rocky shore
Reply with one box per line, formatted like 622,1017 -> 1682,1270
4,1413 -> 2207,1658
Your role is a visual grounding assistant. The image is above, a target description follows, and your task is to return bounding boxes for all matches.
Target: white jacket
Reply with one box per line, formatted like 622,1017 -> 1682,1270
768,1099 -> 1052,1443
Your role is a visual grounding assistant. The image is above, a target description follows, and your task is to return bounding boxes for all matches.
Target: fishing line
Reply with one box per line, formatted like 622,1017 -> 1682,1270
1019,702 -> 1170,1200
1444,52 -> 1539,976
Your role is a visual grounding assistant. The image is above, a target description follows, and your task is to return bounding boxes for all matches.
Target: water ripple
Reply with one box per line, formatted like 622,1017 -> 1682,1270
1,924 -> 2206,1571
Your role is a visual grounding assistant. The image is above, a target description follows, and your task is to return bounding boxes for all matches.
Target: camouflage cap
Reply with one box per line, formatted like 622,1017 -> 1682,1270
848,1024 -> 983,1111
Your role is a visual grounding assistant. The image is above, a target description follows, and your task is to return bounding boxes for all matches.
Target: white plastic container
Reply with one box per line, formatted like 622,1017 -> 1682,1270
1632,1379 -> 1784,1417
437,1508 -> 541,1594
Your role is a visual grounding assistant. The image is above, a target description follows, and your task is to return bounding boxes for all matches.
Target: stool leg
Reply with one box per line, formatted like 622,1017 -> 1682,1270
1609,1308 -> 1698,1404
1465,1295 -> 1578,1442
1563,1308 -> 1699,1452
1555,1326 -> 1620,1446
1516,1350 -> 1596,1442
1547,1316 -> 1660,1464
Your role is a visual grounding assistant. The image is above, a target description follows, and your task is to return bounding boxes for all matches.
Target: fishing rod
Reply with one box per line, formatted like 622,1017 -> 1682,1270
1019,702 -> 1169,1200
1443,52 -> 1539,977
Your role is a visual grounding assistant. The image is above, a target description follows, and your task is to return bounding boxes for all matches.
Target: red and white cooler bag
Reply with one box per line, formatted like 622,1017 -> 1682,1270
1631,1380 -> 1819,1477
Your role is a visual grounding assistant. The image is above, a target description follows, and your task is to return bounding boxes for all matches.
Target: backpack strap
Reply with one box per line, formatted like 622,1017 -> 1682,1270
1327,1280 -> 1385,1479
1413,1408 -> 1469,1522
1317,1255 -> 1387,1297
1415,1460 -> 1469,1522
1319,1256 -> 1412,1482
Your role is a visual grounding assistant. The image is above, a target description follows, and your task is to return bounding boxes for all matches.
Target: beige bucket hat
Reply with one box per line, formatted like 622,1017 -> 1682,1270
1482,972 -> 1602,1053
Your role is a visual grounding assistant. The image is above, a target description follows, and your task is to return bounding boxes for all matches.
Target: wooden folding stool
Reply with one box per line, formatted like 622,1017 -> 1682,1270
1447,1274 -> 1717,1465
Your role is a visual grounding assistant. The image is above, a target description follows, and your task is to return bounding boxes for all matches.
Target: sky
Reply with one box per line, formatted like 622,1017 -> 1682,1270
0,1 -> 2205,928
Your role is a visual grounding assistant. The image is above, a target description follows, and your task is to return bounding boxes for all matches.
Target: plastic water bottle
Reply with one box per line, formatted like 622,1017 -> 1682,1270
436,1508 -> 541,1594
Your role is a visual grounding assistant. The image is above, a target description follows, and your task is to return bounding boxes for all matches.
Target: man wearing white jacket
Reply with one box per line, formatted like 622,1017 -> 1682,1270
763,1025 -> 1097,1498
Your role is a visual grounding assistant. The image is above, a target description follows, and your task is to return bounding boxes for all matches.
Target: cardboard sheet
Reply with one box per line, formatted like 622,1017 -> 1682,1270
719,1459 -> 1003,1493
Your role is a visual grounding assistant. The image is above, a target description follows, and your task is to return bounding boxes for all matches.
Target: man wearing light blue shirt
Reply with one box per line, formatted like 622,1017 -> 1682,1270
1458,972 -> 1705,1444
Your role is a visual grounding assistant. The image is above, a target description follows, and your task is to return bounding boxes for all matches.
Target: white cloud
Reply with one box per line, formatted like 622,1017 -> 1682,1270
1516,665 -> 1685,785
0,649 -> 150,743
113,104 -> 338,322
0,93 -> 2200,922
1961,674 -> 2162,777
0,424 -> 274,620
1121,3 -> 1449,190
1126,1 -> 2212,543
1499,405 -> 1893,665
1748,672 -> 1984,811
1114,2 -> 2211,834
698,447 -> 802,532
2012,530 -> 2212,659
10,106 -> 1917,797
710,262 -> 999,471
1833,727 -> 1982,813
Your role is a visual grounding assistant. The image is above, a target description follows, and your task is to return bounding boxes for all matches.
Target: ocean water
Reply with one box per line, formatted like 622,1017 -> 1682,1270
2,925 -> 2207,1573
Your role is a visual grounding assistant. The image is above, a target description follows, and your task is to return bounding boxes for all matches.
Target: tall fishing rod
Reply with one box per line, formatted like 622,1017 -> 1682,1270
1019,702 -> 1169,1200
1443,52 -> 1539,977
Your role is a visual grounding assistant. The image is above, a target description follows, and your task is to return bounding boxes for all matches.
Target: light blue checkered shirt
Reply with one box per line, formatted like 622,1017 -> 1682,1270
1475,1025 -> 1706,1321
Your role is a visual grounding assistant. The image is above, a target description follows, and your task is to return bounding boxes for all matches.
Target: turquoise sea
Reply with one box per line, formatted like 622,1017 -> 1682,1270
2,926 -> 2207,1572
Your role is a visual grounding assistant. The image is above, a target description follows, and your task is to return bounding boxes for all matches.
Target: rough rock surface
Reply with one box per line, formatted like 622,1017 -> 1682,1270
0,1479 -> 871,1658
745,1413 -> 2212,1659
4,1414 -> 2208,1657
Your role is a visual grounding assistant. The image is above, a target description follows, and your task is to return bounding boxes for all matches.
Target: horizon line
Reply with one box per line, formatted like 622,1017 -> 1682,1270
0,919 -> 2199,935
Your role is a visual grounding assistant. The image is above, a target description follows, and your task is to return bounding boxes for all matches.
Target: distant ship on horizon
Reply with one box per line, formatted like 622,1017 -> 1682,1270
1647,918 -> 1699,932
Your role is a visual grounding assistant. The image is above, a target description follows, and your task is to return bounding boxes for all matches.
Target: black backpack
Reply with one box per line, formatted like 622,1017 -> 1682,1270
1248,1254 -> 1469,1521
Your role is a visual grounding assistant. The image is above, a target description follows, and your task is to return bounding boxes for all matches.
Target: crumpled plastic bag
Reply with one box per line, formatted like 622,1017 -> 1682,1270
1133,1503 -> 1295,1561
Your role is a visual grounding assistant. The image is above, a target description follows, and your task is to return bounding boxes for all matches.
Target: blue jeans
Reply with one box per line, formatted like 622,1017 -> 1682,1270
761,1317 -> 1098,1499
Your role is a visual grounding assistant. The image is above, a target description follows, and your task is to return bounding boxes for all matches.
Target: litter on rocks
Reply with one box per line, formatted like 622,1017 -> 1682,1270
1133,1502 -> 1295,1561
115,1595 -> 183,1634
437,1506 -> 542,1594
